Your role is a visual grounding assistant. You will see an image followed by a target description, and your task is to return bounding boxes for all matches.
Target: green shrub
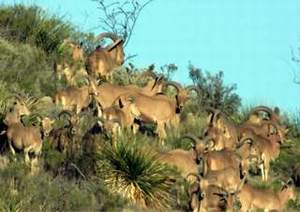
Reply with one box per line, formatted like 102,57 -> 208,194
0,38 -> 56,96
0,160 -> 126,211
96,138 -> 178,209
0,4 -> 73,55
189,64 -> 241,115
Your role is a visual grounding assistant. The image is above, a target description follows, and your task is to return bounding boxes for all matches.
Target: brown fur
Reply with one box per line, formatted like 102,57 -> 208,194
54,78 -> 98,114
158,149 -> 199,181
55,63 -> 88,86
123,92 -> 178,140
200,185 -> 231,212
198,168 -> 243,194
94,78 -> 165,110
86,33 -> 124,80
101,95 -> 141,137
238,183 -> 296,212
183,134 -> 255,177
3,109 -> 42,164
240,129 -> 281,181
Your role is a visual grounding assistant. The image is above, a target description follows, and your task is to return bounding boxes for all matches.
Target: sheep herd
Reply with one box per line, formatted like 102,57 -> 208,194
0,32 -> 298,211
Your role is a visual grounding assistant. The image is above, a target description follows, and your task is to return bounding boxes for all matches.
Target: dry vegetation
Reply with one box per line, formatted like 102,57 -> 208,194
0,4 -> 299,212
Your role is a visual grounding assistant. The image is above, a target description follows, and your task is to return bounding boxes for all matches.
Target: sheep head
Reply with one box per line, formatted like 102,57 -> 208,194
95,32 -> 125,65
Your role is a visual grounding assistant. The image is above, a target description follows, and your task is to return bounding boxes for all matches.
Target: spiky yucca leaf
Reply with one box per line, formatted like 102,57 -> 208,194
96,139 -> 178,209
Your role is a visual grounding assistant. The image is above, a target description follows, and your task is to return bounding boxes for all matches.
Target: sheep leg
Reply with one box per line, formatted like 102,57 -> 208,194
61,97 -> 66,108
132,123 -> 139,134
8,141 -> 16,156
171,115 -> 180,129
156,122 -> 167,145
240,204 -> 249,212
259,162 -> 265,181
96,103 -> 103,118
76,106 -> 81,115
36,143 -> 42,157
264,162 -> 270,182
24,148 -> 30,165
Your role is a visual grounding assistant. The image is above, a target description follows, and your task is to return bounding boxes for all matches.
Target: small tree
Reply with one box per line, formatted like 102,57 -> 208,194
189,64 -> 241,115
92,0 -> 154,48
158,63 -> 178,81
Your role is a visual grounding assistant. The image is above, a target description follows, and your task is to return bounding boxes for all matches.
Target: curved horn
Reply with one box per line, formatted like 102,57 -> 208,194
181,134 -> 202,147
203,136 -> 215,149
95,32 -> 120,42
142,69 -> 158,79
205,107 -> 221,126
236,137 -> 254,149
185,85 -> 201,96
186,173 -> 202,182
249,105 -> 274,120
94,32 -> 123,51
58,110 -> 74,120
163,81 -> 183,93
236,173 -> 247,193
202,127 -> 209,136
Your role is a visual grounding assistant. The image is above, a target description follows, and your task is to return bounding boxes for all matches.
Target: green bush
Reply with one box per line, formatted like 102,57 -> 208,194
0,4 -> 73,55
96,138 -> 178,209
0,38 -> 56,96
0,160 -> 126,211
189,64 -> 241,115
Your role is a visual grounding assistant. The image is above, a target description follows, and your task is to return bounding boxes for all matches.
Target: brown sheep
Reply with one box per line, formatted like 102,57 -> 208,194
86,32 -> 124,80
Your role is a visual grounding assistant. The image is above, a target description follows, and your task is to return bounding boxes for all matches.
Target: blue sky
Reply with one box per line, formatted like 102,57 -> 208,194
2,0 -> 300,113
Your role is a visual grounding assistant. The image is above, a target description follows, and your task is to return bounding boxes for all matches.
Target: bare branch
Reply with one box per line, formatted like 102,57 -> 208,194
290,46 -> 300,84
93,0 -> 155,47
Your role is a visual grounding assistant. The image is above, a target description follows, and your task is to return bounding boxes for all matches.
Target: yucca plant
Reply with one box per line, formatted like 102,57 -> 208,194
96,138 -> 178,209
